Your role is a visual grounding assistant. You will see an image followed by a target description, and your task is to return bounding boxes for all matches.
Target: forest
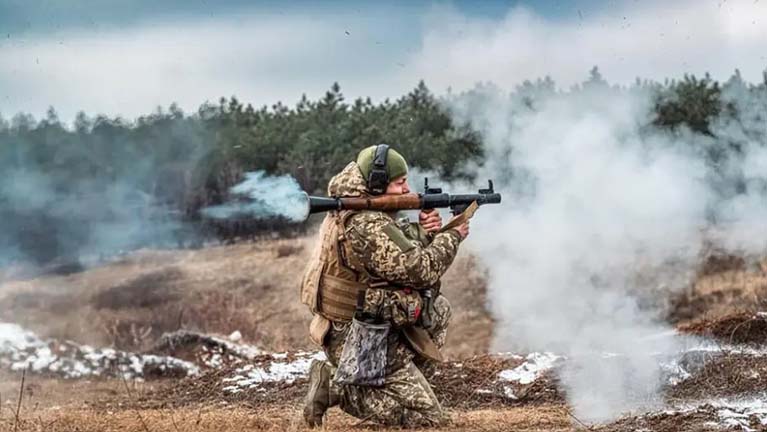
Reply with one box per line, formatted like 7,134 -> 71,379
0,69 -> 764,265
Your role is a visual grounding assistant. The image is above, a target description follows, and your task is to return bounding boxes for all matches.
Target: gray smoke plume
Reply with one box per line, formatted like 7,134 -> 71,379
0,109 -> 212,271
446,75 -> 767,421
201,171 -> 308,222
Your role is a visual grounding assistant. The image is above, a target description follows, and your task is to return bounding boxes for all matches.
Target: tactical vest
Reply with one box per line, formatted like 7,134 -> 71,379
301,210 -> 369,344
301,211 -> 444,361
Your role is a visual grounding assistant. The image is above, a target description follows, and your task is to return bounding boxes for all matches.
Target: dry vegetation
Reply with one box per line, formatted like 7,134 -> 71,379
2,239 -> 767,431
1,401 -> 574,432
0,368 -> 570,432
670,254 -> 767,325
0,236 -> 491,357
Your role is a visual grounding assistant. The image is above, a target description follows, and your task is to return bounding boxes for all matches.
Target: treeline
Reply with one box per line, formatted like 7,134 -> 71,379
0,81 -> 482,265
0,81 -> 483,207
0,71 -> 765,265
196,82 -> 484,211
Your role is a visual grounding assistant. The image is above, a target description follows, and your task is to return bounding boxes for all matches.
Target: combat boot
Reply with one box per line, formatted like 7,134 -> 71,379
303,359 -> 337,427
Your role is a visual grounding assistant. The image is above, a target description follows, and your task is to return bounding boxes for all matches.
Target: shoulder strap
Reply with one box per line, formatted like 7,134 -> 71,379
382,223 -> 416,252
335,210 -> 362,271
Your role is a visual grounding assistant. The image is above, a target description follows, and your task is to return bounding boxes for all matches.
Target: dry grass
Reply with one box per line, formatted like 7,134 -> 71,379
596,408 -> 721,432
678,310 -> 767,345
0,237 -> 493,358
91,268 -> 184,310
666,353 -> 767,402
0,368 -> 571,431
0,240 -> 315,352
670,257 -> 767,325
439,254 -> 494,358
1,404 -> 574,432
5,235 -> 767,432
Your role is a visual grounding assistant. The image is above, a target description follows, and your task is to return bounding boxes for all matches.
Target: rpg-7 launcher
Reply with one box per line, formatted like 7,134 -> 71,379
306,178 -> 500,332
306,178 -> 501,216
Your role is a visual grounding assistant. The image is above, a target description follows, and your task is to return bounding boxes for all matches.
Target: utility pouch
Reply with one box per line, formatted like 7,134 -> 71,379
360,288 -> 423,328
333,318 -> 390,386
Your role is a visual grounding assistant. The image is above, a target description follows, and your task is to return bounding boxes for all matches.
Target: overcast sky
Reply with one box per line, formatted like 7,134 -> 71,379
1,0 -> 765,121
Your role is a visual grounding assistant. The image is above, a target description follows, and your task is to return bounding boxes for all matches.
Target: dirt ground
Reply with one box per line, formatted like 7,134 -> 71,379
0,237 -> 500,431
0,369 -> 572,432
0,238 -> 491,359
3,403 -> 574,432
1,241 -> 767,431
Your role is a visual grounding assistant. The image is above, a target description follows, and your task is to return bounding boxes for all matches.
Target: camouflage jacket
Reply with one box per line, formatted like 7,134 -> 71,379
345,212 -> 461,290
323,162 -> 461,371
328,162 -> 462,291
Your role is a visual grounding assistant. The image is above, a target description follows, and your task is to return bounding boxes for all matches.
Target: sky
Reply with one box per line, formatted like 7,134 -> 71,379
0,0 -> 765,122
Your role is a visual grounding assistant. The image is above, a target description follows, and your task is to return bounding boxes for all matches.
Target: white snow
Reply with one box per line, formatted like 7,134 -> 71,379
0,322 -> 199,379
503,386 -> 518,400
683,342 -> 767,357
0,323 -> 40,348
713,398 -> 767,432
221,351 -> 326,393
659,357 -> 693,385
498,352 -> 561,385
646,398 -> 767,432
200,334 -> 262,360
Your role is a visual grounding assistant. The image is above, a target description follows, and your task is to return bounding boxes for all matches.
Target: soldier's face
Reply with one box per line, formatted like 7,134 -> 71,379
385,175 -> 410,195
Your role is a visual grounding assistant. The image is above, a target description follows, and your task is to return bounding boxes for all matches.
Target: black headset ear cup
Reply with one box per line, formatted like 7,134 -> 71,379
367,144 -> 390,194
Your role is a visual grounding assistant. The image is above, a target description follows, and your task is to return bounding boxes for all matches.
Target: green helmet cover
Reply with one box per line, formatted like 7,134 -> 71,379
356,145 -> 409,184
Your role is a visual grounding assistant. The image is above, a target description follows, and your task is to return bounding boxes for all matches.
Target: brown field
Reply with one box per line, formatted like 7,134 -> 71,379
0,239 -> 766,431
0,238 -> 491,358
0,368 -> 571,432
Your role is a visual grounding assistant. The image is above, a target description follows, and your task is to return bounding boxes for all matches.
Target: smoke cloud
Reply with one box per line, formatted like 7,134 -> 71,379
447,76 -> 767,421
201,171 -> 308,222
0,111 -> 212,270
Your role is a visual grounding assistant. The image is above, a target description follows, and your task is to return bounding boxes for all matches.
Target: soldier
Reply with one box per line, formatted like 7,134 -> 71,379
300,144 -> 469,427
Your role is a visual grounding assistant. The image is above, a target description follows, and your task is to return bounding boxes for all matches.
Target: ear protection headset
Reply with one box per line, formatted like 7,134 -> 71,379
367,144 -> 390,195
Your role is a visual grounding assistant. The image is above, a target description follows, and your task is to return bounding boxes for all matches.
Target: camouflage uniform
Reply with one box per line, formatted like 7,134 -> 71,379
317,162 -> 462,427
324,296 -> 453,426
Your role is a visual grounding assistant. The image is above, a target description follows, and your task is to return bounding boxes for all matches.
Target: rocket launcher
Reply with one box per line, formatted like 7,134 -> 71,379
305,178 -> 501,218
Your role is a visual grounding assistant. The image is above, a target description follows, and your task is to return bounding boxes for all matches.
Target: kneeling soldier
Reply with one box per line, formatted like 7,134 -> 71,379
300,144 -> 469,427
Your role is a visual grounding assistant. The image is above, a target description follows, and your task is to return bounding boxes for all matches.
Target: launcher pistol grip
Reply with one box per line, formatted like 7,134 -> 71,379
450,204 -> 468,216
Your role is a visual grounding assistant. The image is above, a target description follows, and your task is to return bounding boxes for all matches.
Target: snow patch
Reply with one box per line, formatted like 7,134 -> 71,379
222,351 -> 326,393
0,322 -> 199,379
498,352 -> 561,385
713,398 -> 767,432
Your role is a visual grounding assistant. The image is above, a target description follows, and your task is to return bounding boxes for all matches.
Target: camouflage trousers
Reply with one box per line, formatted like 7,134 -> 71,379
323,295 -> 452,427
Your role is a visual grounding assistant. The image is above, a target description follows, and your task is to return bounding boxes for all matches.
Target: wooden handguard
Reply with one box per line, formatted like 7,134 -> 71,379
337,193 -> 423,211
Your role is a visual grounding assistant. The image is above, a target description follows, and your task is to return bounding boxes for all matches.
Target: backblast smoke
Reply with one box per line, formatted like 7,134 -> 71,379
200,171 -> 308,222
447,75 -> 767,422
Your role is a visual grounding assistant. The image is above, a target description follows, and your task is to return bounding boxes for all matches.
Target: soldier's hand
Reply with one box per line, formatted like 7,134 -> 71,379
419,209 -> 442,233
454,221 -> 470,239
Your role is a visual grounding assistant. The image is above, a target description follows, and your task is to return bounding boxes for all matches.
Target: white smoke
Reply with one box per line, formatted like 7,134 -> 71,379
201,171 -> 308,222
707,76 -> 767,253
446,76 -> 767,421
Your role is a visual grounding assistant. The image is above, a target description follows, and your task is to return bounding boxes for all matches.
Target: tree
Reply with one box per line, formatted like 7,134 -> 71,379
654,74 -> 721,135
